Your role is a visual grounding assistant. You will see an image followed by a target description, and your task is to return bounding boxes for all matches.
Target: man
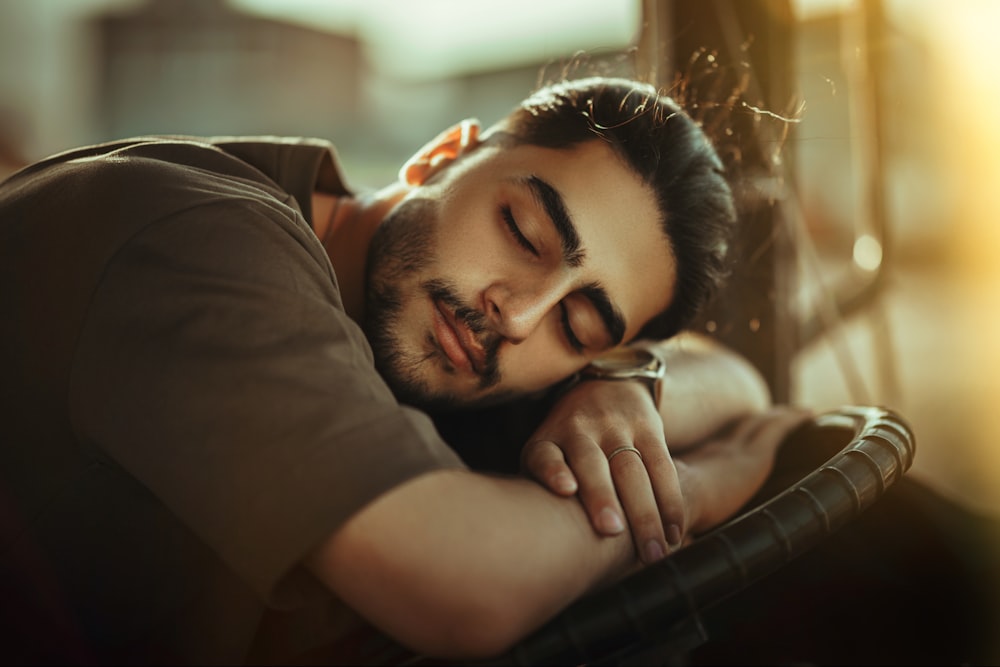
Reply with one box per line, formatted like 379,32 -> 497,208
0,77 -> 806,663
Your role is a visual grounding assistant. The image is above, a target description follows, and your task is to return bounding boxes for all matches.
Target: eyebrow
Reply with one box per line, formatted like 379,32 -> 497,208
524,175 -> 585,268
522,175 -> 627,346
580,283 -> 627,347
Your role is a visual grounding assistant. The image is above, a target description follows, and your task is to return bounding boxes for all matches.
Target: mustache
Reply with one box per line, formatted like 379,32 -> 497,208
423,279 -> 502,387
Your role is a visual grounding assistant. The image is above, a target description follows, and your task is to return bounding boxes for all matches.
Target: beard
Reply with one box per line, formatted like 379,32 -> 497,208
363,196 -> 511,412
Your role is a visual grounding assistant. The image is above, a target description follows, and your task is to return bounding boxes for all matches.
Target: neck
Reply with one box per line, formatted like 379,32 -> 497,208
312,182 -> 410,323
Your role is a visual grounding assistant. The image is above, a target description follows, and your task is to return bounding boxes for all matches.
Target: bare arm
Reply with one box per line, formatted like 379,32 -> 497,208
673,407 -> 812,535
305,468 -> 636,660
305,399 -> 806,660
647,331 -> 772,450
304,336 -> 782,659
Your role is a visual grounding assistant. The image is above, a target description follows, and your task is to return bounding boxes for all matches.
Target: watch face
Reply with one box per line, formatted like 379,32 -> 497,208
590,346 -> 656,371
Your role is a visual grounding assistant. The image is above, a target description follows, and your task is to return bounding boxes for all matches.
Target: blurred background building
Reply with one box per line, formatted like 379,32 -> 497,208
1,0 -> 998,630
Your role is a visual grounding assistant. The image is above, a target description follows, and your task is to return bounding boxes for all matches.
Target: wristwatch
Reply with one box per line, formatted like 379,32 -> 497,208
578,346 -> 666,406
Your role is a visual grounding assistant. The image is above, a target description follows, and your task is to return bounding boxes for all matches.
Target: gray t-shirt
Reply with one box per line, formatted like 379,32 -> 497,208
0,136 -> 464,663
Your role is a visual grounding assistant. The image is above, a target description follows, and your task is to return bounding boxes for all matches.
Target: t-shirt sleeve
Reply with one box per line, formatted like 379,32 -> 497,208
67,193 -> 465,602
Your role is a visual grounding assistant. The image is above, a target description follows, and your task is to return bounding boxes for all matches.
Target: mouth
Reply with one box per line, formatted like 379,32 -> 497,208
432,298 -> 487,376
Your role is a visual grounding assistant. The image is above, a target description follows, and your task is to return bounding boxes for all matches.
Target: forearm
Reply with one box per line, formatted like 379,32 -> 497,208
674,407 -> 812,535
307,468 -> 636,659
639,332 -> 771,450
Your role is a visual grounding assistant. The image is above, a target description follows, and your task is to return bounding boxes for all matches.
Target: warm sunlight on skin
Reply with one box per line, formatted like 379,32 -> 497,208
387,139 -> 674,404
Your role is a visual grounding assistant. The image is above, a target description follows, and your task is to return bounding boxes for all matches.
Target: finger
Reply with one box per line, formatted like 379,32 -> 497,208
606,445 -> 669,564
569,444 -> 628,537
521,439 -> 578,496
640,441 -> 686,550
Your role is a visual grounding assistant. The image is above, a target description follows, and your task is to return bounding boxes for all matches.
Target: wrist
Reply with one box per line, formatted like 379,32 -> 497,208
577,344 -> 666,406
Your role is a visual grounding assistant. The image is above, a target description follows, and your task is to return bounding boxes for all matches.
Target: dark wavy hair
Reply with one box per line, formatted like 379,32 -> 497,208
489,76 -> 737,341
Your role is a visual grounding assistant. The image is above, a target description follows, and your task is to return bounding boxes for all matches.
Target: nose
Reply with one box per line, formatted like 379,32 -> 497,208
483,275 -> 569,344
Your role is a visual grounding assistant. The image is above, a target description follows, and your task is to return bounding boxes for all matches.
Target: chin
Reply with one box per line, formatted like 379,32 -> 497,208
384,364 -> 520,413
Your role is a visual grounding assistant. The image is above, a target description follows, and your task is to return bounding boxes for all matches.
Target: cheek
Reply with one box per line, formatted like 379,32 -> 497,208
432,211 -> 514,284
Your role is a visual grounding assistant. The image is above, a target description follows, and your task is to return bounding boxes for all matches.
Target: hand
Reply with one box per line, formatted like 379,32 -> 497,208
521,379 -> 684,564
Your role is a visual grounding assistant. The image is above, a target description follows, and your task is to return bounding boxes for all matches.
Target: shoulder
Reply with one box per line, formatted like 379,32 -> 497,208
2,138 -> 277,221
6,135 -> 317,197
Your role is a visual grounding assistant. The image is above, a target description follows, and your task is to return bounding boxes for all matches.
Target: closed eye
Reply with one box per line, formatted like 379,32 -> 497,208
501,205 -> 538,256
560,302 -> 585,353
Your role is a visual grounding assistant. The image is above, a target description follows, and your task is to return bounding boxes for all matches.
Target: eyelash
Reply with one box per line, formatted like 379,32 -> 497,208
500,205 -> 538,256
501,204 -> 581,352
560,302 -> 585,353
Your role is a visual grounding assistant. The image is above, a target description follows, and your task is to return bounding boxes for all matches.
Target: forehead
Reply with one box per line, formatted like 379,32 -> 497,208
472,138 -> 676,340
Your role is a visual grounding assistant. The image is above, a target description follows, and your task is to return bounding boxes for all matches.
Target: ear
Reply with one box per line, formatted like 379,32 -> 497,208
398,118 -> 481,186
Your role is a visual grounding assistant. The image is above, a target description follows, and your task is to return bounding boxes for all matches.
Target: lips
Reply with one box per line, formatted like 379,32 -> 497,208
433,299 -> 487,375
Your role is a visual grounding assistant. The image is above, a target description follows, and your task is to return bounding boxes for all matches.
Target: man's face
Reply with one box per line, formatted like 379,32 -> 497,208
364,138 -> 676,411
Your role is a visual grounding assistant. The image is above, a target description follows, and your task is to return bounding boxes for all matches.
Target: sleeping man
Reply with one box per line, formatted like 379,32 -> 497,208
0,76 -> 807,663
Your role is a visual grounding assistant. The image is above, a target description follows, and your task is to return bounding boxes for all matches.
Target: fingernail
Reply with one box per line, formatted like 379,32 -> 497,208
644,539 -> 666,563
552,472 -> 577,494
666,523 -> 683,548
599,507 -> 625,534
